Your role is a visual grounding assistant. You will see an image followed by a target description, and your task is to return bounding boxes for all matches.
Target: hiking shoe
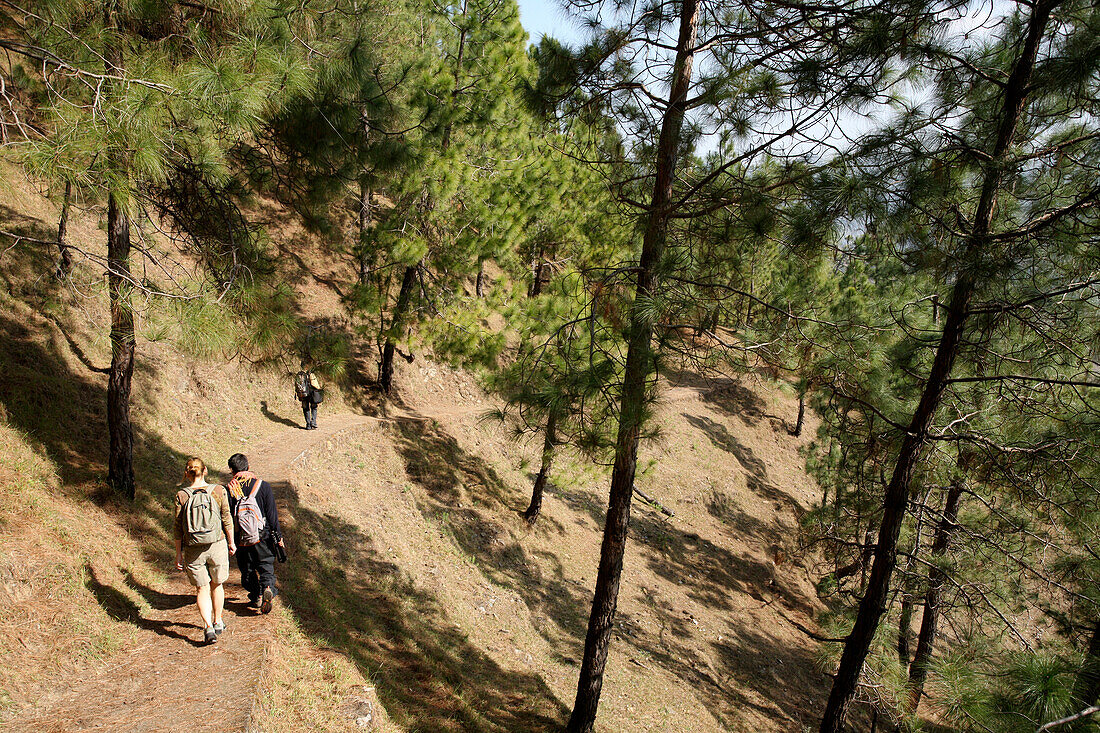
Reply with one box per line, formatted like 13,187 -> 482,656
213,622 -> 226,635
261,587 -> 274,615
246,595 -> 261,609
204,627 -> 218,645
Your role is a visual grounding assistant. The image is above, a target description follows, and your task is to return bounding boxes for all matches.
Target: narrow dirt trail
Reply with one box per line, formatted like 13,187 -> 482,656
10,413 -> 377,733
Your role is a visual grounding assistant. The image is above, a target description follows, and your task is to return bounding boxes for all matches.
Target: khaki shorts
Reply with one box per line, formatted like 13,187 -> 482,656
182,537 -> 229,587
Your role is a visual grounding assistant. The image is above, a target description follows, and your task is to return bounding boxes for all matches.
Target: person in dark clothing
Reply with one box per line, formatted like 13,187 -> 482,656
226,453 -> 283,613
294,362 -> 319,430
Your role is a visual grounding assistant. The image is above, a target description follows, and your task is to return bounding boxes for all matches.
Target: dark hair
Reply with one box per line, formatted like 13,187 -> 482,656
228,453 -> 249,473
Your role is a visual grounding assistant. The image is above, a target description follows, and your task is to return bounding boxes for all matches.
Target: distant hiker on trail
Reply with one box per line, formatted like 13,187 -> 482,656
294,361 -> 324,430
226,453 -> 284,614
174,457 -> 236,645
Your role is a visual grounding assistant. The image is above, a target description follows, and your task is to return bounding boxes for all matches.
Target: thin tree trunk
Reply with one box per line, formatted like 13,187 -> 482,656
897,489 -> 930,667
819,4 -> 1053,729
529,241 -> 545,298
55,180 -> 73,280
907,481 -> 964,710
745,273 -> 753,327
379,0 -> 465,390
440,0 -> 468,152
531,262 -> 544,296
525,411 -> 557,525
859,523 -> 876,593
567,2 -> 699,731
1074,619 -> 1100,708
896,584 -> 916,666
790,386 -> 807,437
380,263 -> 417,393
476,257 -> 486,297
358,176 -> 372,286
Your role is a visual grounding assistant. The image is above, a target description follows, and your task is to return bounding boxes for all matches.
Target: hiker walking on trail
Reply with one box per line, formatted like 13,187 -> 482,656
174,457 -> 236,645
294,361 -> 324,430
226,453 -> 284,614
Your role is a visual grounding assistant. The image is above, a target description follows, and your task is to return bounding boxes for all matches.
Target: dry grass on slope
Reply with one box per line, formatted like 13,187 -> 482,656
0,162 -> 834,732
247,353 -> 830,733
0,167 -> 363,725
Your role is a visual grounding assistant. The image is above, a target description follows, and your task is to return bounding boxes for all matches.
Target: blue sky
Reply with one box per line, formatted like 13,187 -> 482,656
515,0 -> 585,46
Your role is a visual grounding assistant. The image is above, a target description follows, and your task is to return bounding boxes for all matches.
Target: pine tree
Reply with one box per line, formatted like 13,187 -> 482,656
479,273 -> 623,526
372,0 -> 534,394
814,0 -> 1100,727
544,0 -> 939,726
7,0 -> 311,497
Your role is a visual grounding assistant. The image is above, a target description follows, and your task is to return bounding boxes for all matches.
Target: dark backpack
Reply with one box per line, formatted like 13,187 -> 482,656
294,371 -> 311,401
182,487 -> 220,546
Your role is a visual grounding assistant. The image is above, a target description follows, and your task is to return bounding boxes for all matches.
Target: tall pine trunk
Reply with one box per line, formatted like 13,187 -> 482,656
907,481 -> 964,709
106,193 -> 135,498
525,411 -> 557,525
819,3 -> 1053,729
567,1 -> 699,730
379,263 -> 417,393
106,193 -> 135,499
105,3 -> 135,499
55,180 -> 73,280
819,254 -> 974,733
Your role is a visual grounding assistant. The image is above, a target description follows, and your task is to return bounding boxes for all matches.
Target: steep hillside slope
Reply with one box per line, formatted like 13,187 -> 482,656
0,169 -> 829,732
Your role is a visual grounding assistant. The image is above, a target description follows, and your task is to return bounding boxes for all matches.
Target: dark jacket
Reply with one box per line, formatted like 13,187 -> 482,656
228,476 -> 281,543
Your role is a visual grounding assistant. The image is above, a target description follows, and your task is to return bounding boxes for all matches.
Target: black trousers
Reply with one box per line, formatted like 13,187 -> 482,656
237,537 -> 276,600
300,398 -> 317,428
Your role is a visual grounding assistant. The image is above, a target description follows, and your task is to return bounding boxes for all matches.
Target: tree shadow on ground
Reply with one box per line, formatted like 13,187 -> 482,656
260,399 -> 301,429
663,366 -> 771,421
617,574 -> 830,730
706,487 -> 782,544
708,620 -> 830,729
85,565 -> 204,647
632,511 -> 815,617
0,207 -> 65,308
335,346 -> 390,415
386,413 -> 828,730
122,570 -> 193,612
683,413 -> 795,510
275,478 -> 570,733
278,233 -> 347,299
0,309 -> 196,571
387,418 -> 592,658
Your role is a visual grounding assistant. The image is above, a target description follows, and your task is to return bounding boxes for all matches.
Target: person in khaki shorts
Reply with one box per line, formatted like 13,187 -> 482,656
174,458 -> 236,644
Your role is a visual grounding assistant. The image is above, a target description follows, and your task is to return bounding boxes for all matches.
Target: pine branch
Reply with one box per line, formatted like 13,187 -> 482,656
1036,706 -> 1100,732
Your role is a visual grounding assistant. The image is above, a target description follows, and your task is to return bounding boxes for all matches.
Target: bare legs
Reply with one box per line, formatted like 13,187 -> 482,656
212,583 -> 224,627
196,584 -> 213,628
195,582 -> 226,629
